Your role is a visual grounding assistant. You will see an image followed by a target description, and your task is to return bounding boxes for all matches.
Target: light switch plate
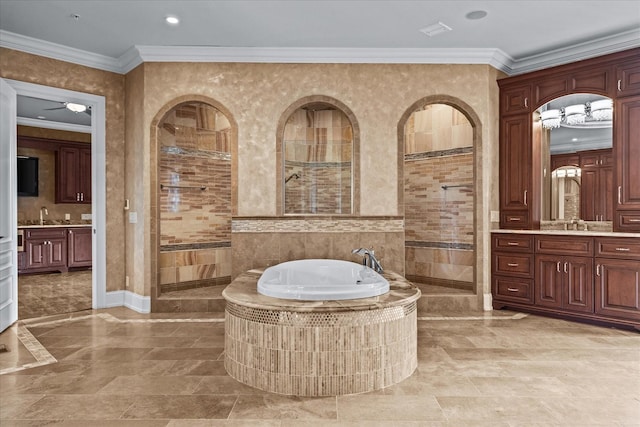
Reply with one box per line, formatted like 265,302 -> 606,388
65,213 -> 71,220
81,213 -> 92,220
491,210 -> 499,222
129,212 -> 138,224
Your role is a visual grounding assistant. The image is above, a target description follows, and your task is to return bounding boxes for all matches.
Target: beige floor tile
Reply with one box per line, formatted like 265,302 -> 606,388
337,395 -> 444,421
15,394 -> 135,420
97,375 -> 204,395
436,396 -> 560,422
123,395 -> 237,419
229,395 -> 337,420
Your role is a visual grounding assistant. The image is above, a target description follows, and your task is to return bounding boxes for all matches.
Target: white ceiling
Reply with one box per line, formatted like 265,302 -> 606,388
2,1 -> 638,130
1,0 -> 639,75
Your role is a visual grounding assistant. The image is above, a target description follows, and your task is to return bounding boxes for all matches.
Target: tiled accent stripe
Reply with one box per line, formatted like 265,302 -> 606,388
161,145 -> 231,161
232,217 -> 404,233
160,241 -> 231,252
0,324 -> 56,375
406,240 -> 475,250
404,146 -> 473,161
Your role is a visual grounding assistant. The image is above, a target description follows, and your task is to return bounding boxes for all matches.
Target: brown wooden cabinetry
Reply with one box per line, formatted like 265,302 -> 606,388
492,232 -> 639,329
56,145 -> 91,204
19,227 -> 92,274
595,237 -> 640,321
22,228 -> 68,273
498,48 -> 640,232
614,95 -> 640,230
67,227 -> 92,268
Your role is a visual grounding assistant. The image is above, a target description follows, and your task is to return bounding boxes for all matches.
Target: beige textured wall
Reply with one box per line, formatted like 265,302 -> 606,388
1,48 -> 126,293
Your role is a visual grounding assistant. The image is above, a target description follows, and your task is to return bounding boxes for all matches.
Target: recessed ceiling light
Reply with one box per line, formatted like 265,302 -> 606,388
466,10 -> 488,20
165,15 -> 179,25
418,21 -> 452,37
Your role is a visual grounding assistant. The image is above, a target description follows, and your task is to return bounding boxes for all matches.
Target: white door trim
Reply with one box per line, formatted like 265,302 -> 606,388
6,79 -> 107,310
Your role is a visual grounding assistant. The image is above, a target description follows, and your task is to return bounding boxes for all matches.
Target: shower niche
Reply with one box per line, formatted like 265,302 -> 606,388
282,102 -> 353,214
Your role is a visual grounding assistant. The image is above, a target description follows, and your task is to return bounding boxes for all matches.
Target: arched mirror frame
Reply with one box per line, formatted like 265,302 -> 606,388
534,91 -> 613,225
276,95 -> 360,216
149,95 -> 238,303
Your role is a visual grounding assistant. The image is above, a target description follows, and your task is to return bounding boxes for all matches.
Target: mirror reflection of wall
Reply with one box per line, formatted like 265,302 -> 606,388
538,94 -> 612,223
283,103 -> 353,214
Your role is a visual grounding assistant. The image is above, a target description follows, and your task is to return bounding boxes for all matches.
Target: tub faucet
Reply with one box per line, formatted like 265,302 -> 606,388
352,248 -> 384,274
39,206 -> 48,226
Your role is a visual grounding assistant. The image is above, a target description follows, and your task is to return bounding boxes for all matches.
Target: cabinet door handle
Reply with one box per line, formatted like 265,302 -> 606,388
596,264 -> 601,276
618,186 -> 622,205
564,262 -> 568,273
507,287 -> 519,292
615,247 -> 630,252
507,263 -> 519,267
69,230 -> 73,235
508,217 -> 521,222
507,242 -> 520,246
629,219 -> 640,223
524,190 -> 528,206
524,97 -> 528,108
617,79 -> 622,91
80,192 -> 84,202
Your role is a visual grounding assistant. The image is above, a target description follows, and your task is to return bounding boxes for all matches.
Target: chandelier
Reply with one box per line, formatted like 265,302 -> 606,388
540,99 -> 612,130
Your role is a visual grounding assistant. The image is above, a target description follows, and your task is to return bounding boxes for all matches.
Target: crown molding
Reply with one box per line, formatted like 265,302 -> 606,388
0,30 -> 123,74
1,28 -> 638,76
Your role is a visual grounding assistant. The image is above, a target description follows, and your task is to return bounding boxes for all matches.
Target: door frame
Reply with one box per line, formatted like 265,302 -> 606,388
6,79 -> 107,310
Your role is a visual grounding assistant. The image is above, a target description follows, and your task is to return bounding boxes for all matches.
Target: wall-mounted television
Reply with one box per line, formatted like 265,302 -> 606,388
17,156 -> 39,197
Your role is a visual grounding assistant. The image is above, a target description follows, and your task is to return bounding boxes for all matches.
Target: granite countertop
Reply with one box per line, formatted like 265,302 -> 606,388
492,229 -> 640,238
222,268 -> 421,313
18,222 -> 92,229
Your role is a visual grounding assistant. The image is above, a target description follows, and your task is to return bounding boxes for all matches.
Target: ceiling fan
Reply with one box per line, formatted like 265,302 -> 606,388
44,101 -> 92,116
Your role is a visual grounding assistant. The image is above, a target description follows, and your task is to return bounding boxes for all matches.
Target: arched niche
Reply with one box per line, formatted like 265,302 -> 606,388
397,95 -> 482,299
276,95 -> 360,215
150,96 -> 238,305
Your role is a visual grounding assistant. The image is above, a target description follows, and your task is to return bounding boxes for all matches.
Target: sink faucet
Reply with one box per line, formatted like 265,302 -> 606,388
352,248 -> 384,274
39,206 -> 48,225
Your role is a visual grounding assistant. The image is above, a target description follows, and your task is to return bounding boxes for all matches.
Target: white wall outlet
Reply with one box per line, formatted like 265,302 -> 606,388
81,213 -> 92,220
491,210 -> 499,222
64,213 -> 71,220
129,212 -> 138,224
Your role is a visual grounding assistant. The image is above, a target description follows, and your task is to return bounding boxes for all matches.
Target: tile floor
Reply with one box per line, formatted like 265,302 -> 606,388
18,271 -> 92,319
1,306 -> 639,426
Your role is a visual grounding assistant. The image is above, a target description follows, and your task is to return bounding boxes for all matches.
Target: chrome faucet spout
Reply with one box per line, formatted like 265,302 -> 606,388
39,206 -> 48,226
352,247 -> 384,274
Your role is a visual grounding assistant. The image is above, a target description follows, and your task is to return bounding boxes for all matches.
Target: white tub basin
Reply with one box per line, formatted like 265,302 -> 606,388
257,259 -> 390,300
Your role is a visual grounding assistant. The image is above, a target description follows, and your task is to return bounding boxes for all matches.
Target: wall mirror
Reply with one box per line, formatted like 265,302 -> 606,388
282,103 -> 353,214
538,93 -> 613,222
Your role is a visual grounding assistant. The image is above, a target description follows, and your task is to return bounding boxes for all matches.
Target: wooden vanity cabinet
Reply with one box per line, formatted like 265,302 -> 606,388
614,95 -> 640,231
498,48 -> 640,232
23,228 -> 68,273
67,228 -> 92,268
595,237 -> 640,321
491,234 -> 534,305
534,235 -> 594,313
19,227 -> 92,274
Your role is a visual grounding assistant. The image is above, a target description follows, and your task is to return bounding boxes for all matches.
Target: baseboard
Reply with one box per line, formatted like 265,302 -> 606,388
483,293 -> 493,311
105,290 -> 150,313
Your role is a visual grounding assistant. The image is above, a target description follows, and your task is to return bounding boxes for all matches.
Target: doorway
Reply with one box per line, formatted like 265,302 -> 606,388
4,79 -> 107,321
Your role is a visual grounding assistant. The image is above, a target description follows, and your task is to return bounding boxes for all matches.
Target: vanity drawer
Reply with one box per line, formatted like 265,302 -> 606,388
596,238 -> 640,260
493,234 -> 534,252
493,253 -> 534,278
500,212 -> 529,228
535,235 -> 594,256
25,228 -> 67,239
492,276 -> 534,304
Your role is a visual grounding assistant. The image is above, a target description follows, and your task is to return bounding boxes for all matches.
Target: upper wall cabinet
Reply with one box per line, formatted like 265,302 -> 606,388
498,48 -> 640,232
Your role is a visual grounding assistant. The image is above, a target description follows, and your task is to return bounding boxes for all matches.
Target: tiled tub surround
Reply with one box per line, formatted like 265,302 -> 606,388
231,216 -> 405,278
223,268 -> 420,396
158,102 -> 232,292
404,105 -> 474,288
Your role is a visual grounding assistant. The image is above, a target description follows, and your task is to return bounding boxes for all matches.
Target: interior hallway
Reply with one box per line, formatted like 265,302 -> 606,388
18,271 -> 92,320
1,307 -> 638,425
